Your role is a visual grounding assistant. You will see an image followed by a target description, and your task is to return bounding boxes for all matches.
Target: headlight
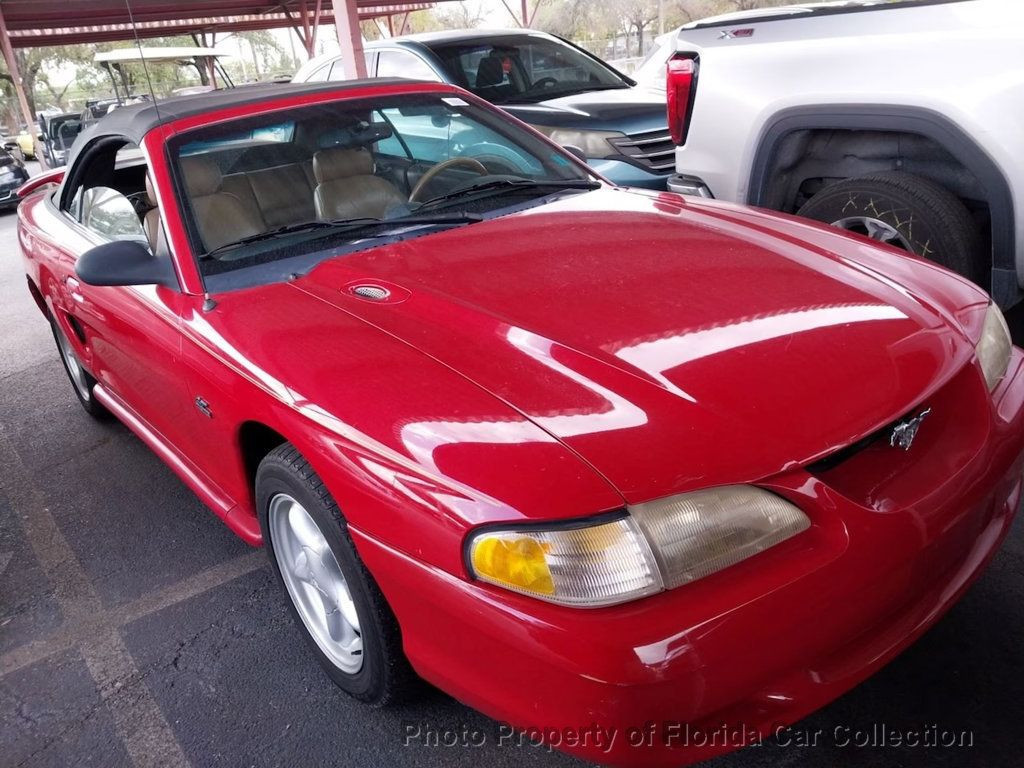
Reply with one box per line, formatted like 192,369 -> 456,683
977,302 -> 1012,391
532,126 -> 624,158
629,486 -> 810,587
467,486 -> 809,607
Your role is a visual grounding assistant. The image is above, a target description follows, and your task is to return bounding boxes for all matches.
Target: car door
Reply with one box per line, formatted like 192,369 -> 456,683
54,138 -> 195,448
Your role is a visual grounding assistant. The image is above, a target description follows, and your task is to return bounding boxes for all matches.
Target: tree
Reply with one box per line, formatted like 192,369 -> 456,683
439,1 -> 488,28
720,0 -> 791,9
0,49 -> 43,124
535,0 -> 594,38
596,0 -> 660,56
1,45 -> 98,128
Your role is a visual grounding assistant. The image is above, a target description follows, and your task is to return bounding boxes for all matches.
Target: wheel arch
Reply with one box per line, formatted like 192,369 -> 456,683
747,105 -> 1018,307
25,276 -> 50,319
237,420 -> 290,517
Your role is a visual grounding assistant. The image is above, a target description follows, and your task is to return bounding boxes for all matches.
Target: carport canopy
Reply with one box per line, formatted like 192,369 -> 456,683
0,0 -> 457,166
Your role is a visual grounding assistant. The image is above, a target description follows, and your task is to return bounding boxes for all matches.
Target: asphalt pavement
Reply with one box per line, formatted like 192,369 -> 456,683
2,186 -> 1023,768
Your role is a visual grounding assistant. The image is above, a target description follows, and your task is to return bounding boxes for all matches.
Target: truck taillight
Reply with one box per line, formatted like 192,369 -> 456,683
667,55 -> 698,145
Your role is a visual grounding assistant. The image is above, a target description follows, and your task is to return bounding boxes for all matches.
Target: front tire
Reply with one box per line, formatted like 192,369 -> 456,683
796,171 -> 985,284
51,319 -> 109,419
256,443 -> 417,705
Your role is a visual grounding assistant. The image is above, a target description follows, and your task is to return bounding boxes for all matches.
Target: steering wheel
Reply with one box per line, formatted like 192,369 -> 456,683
531,77 -> 559,90
409,157 -> 489,203
125,190 -> 153,217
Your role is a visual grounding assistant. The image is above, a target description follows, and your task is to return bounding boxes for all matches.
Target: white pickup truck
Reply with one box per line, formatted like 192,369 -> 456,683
666,0 -> 1024,307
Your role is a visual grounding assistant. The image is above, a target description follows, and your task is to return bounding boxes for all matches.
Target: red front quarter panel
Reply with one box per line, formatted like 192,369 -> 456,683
175,282 -> 624,574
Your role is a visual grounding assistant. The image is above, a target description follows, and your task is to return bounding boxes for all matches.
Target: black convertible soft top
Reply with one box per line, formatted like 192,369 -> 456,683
69,78 -> 421,160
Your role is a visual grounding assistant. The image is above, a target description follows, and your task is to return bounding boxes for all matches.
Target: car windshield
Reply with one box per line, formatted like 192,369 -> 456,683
169,91 -> 596,288
428,35 -> 630,105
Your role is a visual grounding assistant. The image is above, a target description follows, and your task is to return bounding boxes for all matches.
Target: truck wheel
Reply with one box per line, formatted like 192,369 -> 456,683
796,171 -> 985,284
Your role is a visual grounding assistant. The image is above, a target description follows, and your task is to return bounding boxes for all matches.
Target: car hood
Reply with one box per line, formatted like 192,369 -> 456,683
500,86 -> 667,134
292,188 -> 977,503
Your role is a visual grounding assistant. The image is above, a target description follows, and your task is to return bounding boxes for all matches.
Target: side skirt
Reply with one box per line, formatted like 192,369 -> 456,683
93,384 -> 263,546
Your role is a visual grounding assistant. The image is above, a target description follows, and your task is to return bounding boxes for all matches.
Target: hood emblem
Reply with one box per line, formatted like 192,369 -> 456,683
890,408 -> 931,451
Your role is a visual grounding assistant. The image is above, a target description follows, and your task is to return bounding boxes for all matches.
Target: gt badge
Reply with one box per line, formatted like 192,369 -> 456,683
890,408 -> 931,451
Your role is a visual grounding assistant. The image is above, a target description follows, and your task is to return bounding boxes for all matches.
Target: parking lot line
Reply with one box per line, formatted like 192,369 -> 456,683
1,550 -> 266,678
111,550 -> 266,628
0,424 -> 191,768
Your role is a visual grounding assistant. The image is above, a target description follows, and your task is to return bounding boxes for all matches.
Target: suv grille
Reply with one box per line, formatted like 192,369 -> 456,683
608,128 -> 675,174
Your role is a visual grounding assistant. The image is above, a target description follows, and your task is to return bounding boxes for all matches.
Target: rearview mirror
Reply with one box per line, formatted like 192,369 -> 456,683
76,240 -> 177,288
561,145 -> 587,163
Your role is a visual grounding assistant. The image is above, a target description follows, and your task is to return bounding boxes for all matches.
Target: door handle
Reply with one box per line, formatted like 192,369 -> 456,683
66,276 -> 84,303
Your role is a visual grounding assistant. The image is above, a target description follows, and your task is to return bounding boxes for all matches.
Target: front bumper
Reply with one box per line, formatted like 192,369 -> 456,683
353,350 -> 1024,767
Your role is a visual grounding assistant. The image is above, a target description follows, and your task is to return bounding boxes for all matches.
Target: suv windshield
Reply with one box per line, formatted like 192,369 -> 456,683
429,35 -> 630,105
169,91 -> 596,289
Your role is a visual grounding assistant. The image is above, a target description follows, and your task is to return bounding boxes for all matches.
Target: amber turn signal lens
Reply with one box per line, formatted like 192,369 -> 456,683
467,517 -> 662,607
471,536 -> 555,595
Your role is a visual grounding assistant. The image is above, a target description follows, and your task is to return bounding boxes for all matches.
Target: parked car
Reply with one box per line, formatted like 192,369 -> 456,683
9,125 -> 36,159
665,0 -> 1024,307
39,112 -> 84,167
293,30 -> 674,189
2,137 -> 25,162
17,80 -> 1024,767
0,145 -> 29,210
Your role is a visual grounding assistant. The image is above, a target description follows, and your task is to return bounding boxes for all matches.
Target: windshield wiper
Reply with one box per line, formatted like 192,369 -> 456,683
204,213 -> 483,259
415,178 -> 600,211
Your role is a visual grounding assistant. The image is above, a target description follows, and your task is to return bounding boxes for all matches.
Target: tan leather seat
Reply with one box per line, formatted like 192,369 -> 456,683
313,148 -> 406,221
249,164 -> 317,228
180,156 -> 264,252
222,163 -> 317,230
220,172 -> 264,226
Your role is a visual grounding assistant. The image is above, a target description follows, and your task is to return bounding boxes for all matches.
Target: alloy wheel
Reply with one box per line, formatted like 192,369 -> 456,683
55,322 -> 91,403
831,215 -> 913,251
269,493 -> 364,673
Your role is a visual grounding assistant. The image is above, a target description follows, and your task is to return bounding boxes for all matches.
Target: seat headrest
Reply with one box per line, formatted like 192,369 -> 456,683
476,56 -> 505,89
180,156 -> 223,197
313,148 -> 374,183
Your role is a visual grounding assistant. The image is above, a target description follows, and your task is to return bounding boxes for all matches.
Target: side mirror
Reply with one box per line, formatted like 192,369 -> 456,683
562,144 -> 587,163
76,240 -> 177,288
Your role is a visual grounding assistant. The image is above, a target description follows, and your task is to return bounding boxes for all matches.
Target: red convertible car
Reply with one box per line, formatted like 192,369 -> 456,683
17,79 -> 1024,767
